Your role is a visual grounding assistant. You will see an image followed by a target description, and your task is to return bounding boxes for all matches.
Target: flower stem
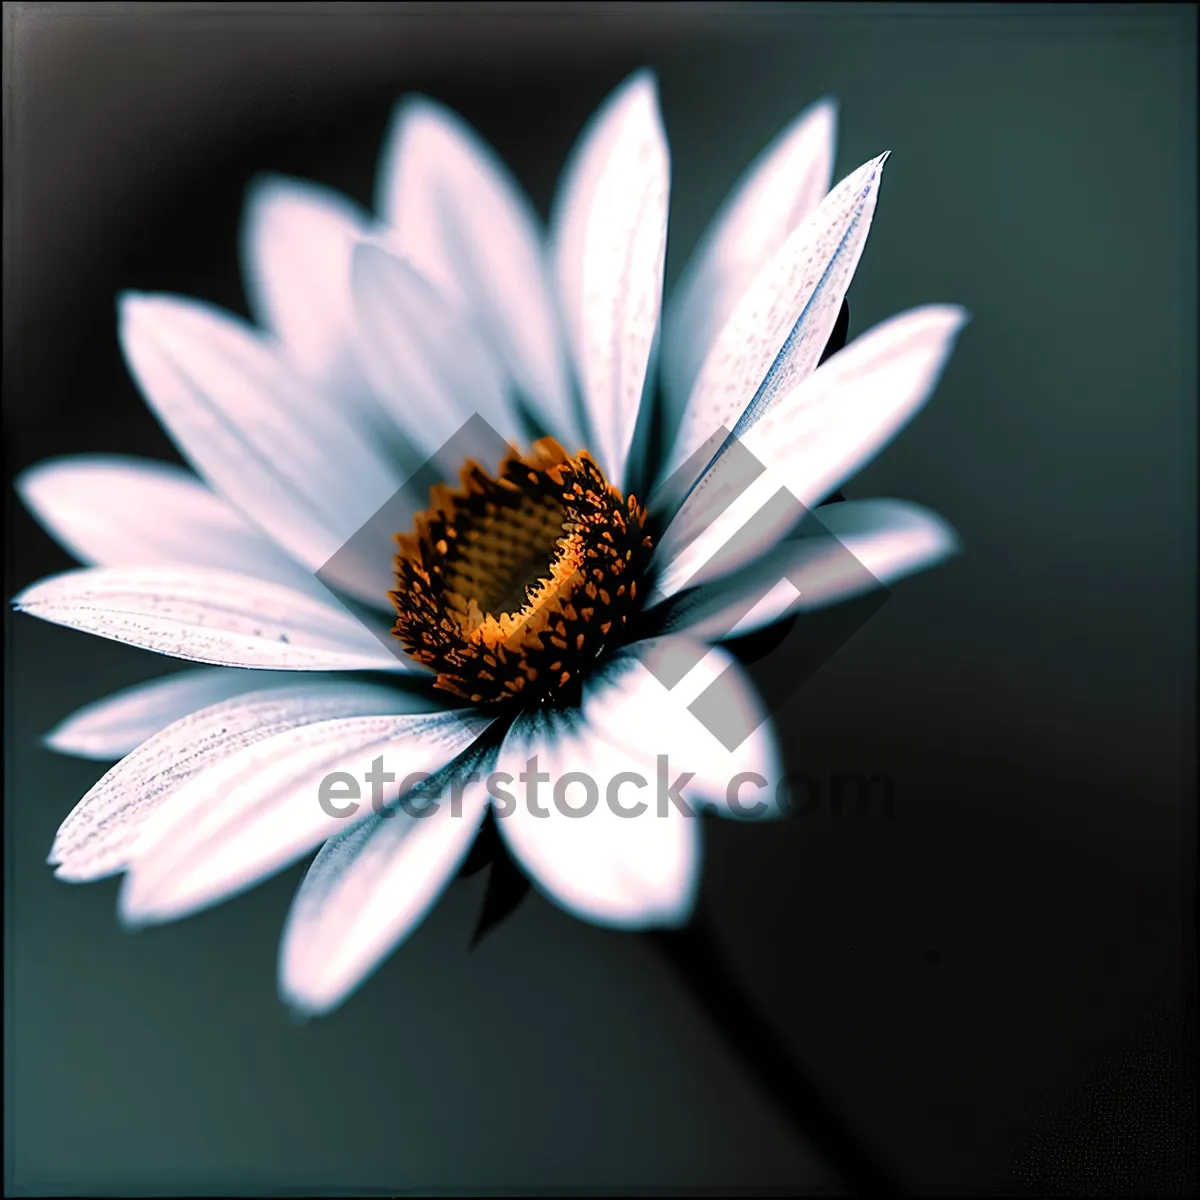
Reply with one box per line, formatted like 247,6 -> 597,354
650,909 -> 902,1194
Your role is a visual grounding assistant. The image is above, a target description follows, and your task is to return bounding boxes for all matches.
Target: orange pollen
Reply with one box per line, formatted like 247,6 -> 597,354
390,437 -> 653,706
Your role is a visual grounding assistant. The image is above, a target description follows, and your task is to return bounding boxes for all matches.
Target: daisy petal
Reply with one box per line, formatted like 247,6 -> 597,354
49,681 -> 434,881
653,305 -> 968,597
659,499 -> 961,641
240,174 -> 373,388
377,96 -> 575,443
43,667 -> 310,760
16,456 -> 321,593
550,70 -> 670,487
583,639 -> 784,819
662,97 -> 837,431
663,153 -> 889,490
350,243 -> 522,455
492,703 -> 700,930
119,709 -> 490,926
13,565 -> 410,671
279,758 -> 489,1016
119,293 -> 403,582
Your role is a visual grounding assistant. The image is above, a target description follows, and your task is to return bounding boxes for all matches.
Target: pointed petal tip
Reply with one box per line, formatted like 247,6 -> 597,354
654,894 -> 697,930
917,507 -> 964,560
391,90 -> 444,123
873,499 -> 965,563
382,92 -> 472,157
119,290 -> 215,329
933,509 -> 966,558
116,893 -> 154,931
279,985 -> 335,1021
241,176 -> 281,237
886,303 -> 969,341
53,861 -> 110,884
9,579 -> 36,608
116,872 -> 160,928
8,567 -> 78,610
278,949 -> 354,1019
576,70 -> 663,151
606,67 -> 662,121
243,169 -> 300,204
625,65 -> 659,93
40,725 -> 116,761
812,98 -> 839,143
10,458 -> 86,529
240,172 -> 308,232
854,151 -> 890,183
801,94 -> 839,128
41,728 -> 70,755
116,288 -> 152,315
116,289 -> 172,338
115,290 -> 137,323
13,462 -> 42,505
927,302 -> 972,337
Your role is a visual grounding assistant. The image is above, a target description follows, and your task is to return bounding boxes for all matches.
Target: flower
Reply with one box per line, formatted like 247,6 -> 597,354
14,71 -> 966,1016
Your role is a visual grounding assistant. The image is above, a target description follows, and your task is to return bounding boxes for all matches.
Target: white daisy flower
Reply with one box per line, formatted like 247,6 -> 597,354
14,71 -> 966,1017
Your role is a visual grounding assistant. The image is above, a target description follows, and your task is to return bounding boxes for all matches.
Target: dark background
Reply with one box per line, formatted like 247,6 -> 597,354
5,3 -> 1196,1194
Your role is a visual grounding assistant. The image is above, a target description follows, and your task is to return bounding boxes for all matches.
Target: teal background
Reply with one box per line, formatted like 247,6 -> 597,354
5,3 -> 1196,1193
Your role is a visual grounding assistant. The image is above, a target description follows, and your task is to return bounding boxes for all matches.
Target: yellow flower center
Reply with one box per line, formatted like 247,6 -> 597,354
391,437 -> 653,706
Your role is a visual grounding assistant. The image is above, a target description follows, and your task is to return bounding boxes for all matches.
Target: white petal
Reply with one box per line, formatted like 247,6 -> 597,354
16,456 -> 322,593
377,95 -> 575,443
350,243 -> 522,456
662,97 -> 837,430
13,565 -> 411,671
550,70 -> 670,487
240,174 -> 373,386
492,706 -> 700,930
652,305 -> 968,598
119,293 -> 403,586
49,681 -> 433,881
120,709 -> 490,925
43,667 -> 310,760
279,762 -> 489,1016
581,639 -> 784,819
663,153 -> 889,490
659,499 -> 961,641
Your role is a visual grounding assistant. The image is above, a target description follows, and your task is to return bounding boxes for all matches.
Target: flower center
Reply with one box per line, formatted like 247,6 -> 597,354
391,438 -> 653,706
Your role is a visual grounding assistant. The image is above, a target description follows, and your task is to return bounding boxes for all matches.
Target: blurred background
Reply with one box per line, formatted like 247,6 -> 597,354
5,3 -> 1196,1193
